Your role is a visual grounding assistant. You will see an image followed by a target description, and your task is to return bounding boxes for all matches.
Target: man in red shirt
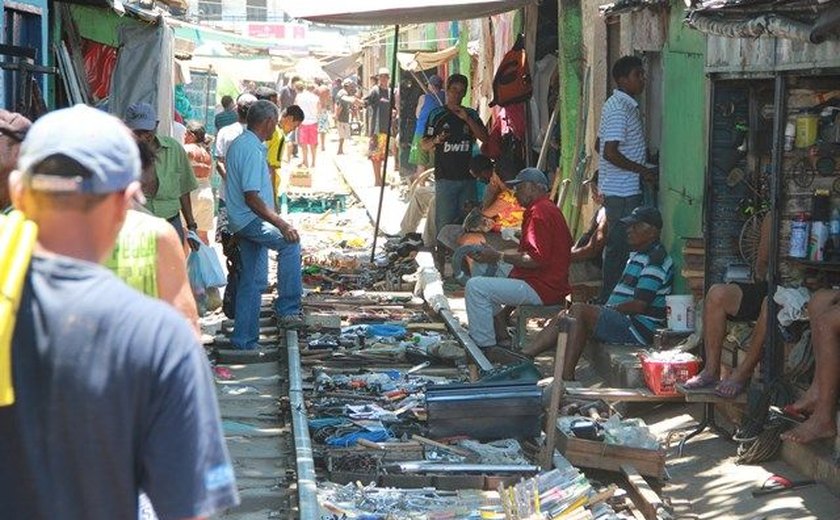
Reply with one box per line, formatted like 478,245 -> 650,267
465,168 -> 572,348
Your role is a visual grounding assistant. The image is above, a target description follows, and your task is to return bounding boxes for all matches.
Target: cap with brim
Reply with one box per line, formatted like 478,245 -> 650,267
428,75 -> 443,88
124,102 -> 157,131
620,206 -> 663,229
377,67 -> 391,76
18,104 -> 141,197
236,93 -> 258,108
0,110 -> 32,143
506,167 -> 549,189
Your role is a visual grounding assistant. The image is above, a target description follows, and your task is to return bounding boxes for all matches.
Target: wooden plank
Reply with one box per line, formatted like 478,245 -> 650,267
566,387 -> 685,402
541,328 -> 568,469
555,430 -> 665,478
621,464 -> 663,520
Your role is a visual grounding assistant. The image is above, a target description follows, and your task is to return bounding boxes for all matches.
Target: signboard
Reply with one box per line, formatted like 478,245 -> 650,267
246,23 -> 307,41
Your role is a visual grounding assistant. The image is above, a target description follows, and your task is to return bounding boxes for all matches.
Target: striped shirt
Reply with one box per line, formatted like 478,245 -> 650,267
606,241 -> 673,343
598,89 -> 646,197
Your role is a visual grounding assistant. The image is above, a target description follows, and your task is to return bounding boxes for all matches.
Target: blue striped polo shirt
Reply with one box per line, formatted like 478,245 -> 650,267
606,241 -> 673,343
598,89 -> 646,197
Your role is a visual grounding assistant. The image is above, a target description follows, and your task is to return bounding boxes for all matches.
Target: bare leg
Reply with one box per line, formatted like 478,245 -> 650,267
302,146 -> 310,168
694,284 -> 744,381
320,132 -> 326,151
561,304 -> 601,380
781,298 -> 840,443
523,313 -> 562,358
198,230 -> 209,245
371,158 -> 383,186
337,138 -> 345,155
310,144 -> 317,168
789,289 -> 840,413
717,296 -> 769,396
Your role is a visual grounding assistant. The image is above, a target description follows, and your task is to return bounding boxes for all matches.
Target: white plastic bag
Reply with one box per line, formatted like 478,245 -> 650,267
187,231 -> 226,294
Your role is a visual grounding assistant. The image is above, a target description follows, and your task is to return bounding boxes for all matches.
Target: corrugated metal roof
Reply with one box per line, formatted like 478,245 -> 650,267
599,0 -> 669,16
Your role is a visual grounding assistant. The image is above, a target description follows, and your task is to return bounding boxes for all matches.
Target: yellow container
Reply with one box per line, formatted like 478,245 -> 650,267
795,115 -> 819,148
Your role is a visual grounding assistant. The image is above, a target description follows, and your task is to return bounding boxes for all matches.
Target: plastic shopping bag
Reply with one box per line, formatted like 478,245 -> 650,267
187,231 -> 226,294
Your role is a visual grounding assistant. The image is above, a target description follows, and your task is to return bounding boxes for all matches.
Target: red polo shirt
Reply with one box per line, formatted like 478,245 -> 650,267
510,196 -> 572,304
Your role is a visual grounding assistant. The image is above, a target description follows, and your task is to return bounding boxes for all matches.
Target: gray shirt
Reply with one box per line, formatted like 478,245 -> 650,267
0,255 -> 239,520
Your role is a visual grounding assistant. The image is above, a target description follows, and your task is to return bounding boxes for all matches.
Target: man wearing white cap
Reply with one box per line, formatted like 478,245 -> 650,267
364,67 -> 394,186
2,105 -> 238,519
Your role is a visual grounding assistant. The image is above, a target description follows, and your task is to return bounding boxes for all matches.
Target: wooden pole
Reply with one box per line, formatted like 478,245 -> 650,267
540,319 -> 570,469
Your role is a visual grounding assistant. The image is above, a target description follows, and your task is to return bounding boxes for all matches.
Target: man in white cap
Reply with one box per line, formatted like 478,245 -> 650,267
124,102 -> 199,244
335,78 -> 360,155
465,168 -> 572,350
364,66 -> 394,186
2,105 -> 238,519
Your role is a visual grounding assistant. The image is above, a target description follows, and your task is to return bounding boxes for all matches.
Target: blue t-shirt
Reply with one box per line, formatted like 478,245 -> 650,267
224,129 -> 273,233
0,255 -> 239,520
606,241 -> 673,343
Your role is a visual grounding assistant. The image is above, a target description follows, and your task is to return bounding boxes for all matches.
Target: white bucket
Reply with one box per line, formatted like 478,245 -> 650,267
666,295 -> 695,331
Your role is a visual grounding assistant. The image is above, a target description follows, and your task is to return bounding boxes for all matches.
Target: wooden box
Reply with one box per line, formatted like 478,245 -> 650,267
554,429 -> 666,479
290,168 -> 312,188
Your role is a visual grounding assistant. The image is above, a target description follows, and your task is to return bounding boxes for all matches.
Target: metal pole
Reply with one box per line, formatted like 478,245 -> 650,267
287,330 -> 318,520
370,24 -> 400,263
764,74 -> 786,385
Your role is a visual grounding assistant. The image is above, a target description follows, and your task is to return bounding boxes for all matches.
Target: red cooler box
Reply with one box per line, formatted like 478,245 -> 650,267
640,354 -> 700,396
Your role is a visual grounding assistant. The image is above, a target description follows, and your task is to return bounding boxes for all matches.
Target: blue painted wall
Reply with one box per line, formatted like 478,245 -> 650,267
1,0 -> 51,110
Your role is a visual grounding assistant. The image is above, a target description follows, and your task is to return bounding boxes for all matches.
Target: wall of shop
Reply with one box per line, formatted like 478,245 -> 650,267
658,3 -> 708,293
1,0 -> 50,110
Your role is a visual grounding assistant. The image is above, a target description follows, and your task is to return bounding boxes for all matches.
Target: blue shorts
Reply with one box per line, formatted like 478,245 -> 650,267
593,307 -> 644,345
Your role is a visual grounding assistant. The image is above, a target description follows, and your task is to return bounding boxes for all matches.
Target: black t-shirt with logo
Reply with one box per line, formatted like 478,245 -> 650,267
365,85 -> 391,135
425,106 -> 483,180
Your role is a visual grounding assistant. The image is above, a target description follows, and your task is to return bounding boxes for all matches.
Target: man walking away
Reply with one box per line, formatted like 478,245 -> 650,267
125,102 -> 199,245
335,79 -> 359,155
225,100 -> 304,349
597,56 -> 657,302
2,105 -> 238,519
215,95 -> 237,131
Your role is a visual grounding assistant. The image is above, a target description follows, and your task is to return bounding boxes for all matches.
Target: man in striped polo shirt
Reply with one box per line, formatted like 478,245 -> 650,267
524,206 -> 672,381
597,56 -> 658,303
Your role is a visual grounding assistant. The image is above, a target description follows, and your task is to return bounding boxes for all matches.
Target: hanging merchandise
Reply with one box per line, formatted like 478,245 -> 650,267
489,34 -> 532,108
82,40 -> 118,101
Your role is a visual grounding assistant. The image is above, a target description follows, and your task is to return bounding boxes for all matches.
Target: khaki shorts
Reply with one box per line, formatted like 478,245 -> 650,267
337,122 -> 351,139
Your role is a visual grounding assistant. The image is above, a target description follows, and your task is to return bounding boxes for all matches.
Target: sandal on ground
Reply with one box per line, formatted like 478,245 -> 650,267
782,404 -> 811,422
714,378 -> 746,399
677,372 -> 718,392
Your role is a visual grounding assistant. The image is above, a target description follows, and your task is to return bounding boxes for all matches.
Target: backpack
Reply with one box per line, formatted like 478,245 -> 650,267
489,34 -> 533,108
0,210 -> 38,407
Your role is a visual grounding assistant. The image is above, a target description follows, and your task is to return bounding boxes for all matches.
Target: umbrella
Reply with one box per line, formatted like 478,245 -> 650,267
288,0 -> 537,262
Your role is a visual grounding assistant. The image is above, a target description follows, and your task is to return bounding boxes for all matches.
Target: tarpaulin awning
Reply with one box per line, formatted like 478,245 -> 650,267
323,53 -> 361,80
285,0 -> 537,26
397,45 -> 460,72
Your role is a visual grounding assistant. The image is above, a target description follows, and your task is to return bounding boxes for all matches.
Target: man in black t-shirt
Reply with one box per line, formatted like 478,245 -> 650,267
421,73 -> 488,240
364,67 -> 394,186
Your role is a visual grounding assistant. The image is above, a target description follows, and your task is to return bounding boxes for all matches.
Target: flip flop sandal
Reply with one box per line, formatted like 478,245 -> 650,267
714,379 -> 746,399
781,404 -> 810,422
769,405 -> 806,425
677,372 -> 718,392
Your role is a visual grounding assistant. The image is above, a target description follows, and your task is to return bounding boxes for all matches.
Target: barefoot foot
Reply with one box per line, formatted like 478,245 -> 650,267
780,416 -> 837,444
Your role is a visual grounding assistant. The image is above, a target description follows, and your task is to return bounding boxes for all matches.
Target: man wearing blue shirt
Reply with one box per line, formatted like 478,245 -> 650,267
225,100 -> 303,349
524,206 -> 673,381
597,56 -> 659,302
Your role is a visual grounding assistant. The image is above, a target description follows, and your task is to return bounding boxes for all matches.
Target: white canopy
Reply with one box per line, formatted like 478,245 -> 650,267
285,0 -> 536,25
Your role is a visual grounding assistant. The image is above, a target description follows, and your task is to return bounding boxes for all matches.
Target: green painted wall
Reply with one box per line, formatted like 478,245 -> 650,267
659,3 -> 707,293
558,0 -> 584,222
70,5 -> 143,47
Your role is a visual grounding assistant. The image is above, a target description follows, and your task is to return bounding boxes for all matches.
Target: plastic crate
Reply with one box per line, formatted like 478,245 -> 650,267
640,355 -> 700,396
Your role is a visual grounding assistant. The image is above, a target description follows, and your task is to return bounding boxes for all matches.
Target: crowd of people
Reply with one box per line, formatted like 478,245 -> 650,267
0,51 -> 837,518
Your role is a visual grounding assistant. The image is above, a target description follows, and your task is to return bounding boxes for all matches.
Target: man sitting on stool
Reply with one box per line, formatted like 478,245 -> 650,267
523,206 -> 673,381
465,168 -> 572,350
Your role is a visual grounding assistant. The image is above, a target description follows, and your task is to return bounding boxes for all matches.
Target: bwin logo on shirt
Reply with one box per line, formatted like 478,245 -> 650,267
443,141 -> 471,153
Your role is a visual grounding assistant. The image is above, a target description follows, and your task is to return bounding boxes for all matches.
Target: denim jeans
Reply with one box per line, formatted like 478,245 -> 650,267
465,276 -> 542,347
434,178 -> 476,236
599,194 -> 643,303
232,218 -> 302,349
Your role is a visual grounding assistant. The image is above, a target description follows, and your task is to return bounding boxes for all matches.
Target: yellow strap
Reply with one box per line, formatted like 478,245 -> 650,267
0,211 -> 38,406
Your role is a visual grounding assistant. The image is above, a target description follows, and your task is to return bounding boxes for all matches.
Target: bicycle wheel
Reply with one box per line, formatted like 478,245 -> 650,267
739,209 -> 768,266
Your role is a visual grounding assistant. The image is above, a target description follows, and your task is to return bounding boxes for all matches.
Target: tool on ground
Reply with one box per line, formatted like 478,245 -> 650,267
752,474 -> 815,497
